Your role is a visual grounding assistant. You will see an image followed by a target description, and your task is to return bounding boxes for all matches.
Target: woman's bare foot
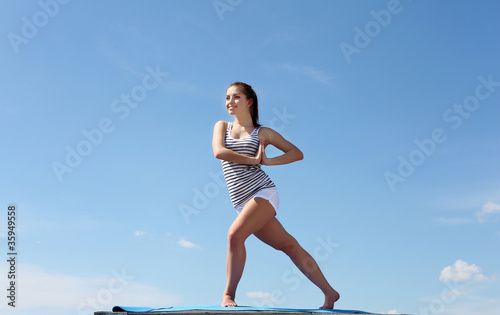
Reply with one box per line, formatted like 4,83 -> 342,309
319,288 -> 340,309
221,294 -> 237,307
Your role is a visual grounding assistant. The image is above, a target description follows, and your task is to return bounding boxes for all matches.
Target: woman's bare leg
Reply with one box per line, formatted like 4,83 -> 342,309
221,198 -> 276,307
254,216 -> 340,309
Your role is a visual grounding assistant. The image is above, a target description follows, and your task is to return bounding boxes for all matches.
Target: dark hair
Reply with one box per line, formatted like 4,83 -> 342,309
228,82 -> 260,127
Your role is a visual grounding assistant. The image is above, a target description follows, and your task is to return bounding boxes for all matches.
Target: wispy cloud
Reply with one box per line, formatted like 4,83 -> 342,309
476,201 -> 500,223
134,231 -> 174,240
440,260 -> 489,283
437,297 -> 500,315
420,276 -> 500,315
432,197 -> 500,225
246,291 -> 276,303
134,230 -> 148,237
433,217 -> 475,226
0,262 -> 180,314
178,238 -> 199,249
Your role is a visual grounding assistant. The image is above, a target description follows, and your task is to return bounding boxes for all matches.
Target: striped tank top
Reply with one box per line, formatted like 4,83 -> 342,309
221,122 -> 276,208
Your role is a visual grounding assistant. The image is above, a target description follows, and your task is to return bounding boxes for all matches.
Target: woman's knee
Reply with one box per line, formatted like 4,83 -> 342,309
227,229 -> 247,250
279,238 -> 301,257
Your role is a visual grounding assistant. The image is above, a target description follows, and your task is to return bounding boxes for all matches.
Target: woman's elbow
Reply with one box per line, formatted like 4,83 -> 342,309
213,148 -> 225,160
295,148 -> 304,161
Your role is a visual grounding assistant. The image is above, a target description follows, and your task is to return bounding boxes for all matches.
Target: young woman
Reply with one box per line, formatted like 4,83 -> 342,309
212,82 -> 340,309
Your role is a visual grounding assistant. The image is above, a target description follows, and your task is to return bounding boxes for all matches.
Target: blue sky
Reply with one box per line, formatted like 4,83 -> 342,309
1,0 -> 499,314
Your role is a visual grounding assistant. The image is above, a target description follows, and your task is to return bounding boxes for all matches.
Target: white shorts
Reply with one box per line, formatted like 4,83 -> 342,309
235,187 -> 279,214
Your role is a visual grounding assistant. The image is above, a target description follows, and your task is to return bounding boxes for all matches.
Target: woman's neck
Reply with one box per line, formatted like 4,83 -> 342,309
233,114 -> 253,128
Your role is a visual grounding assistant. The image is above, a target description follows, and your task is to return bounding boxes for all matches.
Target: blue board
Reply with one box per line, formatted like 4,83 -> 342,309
112,305 -> 372,314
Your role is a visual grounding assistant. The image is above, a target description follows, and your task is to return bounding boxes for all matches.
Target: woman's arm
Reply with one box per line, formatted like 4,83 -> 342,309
258,127 -> 303,166
212,121 -> 261,165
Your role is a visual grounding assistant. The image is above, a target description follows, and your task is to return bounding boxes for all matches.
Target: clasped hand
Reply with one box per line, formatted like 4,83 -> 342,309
253,141 -> 269,166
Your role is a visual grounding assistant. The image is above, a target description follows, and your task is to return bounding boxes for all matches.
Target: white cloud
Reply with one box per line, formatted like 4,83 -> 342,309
134,230 -> 148,237
386,310 -> 398,314
433,217 -> 475,226
476,202 -> 500,222
433,201 -> 500,225
0,262 -> 181,315
418,277 -> 500,315
178,238 -> 198,249
283,64 -> 334,85
246,291 -> 276,303
439,299 -> 500,315
439,260 -> 488,283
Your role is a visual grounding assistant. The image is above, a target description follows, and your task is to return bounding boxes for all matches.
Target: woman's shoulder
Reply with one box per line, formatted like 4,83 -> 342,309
214,120 -> 229,128
257,126 -> 277,134
257,126 -> 280,139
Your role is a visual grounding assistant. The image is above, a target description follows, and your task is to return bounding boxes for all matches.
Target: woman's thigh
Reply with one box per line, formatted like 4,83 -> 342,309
253,217 -> 297,251
228,197 -> 276,241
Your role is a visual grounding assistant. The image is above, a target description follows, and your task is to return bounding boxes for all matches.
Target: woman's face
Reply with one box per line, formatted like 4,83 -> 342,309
226,85 -> 252,116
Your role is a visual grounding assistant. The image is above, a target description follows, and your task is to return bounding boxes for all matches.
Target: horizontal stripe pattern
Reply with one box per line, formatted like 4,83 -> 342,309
221,122 -> 275,208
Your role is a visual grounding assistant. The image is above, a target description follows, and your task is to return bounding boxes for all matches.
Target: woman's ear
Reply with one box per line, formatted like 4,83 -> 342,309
247,98 -> 254,108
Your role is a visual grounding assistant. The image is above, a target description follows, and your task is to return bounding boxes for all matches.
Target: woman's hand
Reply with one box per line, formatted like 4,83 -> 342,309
258,141 -> 269,165
253,140 -> 264,165
252,140 -> 270,165
213,121 -> 263,165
